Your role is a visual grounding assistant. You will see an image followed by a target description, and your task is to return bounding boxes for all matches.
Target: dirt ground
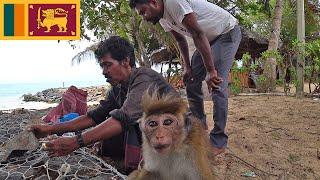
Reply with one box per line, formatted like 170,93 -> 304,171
1,90 -> 319,179
206,95 -> 320,179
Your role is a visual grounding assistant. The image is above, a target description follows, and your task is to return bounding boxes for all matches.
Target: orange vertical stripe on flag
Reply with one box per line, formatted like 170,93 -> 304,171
14,4 -> 24,36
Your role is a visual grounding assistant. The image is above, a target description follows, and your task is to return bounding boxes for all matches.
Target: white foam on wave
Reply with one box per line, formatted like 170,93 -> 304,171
0,96 -> 58,111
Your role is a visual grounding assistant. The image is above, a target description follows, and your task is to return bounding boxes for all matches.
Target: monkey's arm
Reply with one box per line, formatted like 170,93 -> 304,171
127,169 -> 140,180
128,169 -> 161,180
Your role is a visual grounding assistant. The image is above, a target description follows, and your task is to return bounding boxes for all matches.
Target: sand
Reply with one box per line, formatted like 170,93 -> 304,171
0,94 -> 319,179
208,95 -> 320,179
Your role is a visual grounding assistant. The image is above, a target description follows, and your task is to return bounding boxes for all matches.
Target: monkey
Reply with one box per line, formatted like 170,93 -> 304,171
128,91 -> 214,180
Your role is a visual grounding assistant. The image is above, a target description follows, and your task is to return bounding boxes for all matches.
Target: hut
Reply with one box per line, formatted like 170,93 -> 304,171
150,26 -> 269,88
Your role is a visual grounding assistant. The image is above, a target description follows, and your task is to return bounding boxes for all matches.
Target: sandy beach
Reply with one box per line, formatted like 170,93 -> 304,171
0,85 -> 107,112
0,97 -> 58,112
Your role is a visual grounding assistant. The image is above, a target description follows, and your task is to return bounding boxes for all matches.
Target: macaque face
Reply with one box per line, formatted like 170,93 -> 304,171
142,113 -> 183,154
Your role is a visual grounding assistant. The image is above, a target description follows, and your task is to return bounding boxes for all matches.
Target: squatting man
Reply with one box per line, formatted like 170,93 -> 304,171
28,36 -> 177,174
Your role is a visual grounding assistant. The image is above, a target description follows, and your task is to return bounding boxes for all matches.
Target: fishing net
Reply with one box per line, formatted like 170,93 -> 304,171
0,110 -> 127,180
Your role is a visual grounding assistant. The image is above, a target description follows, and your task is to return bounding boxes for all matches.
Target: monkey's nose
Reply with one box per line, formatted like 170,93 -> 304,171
156,133 -> 166,142
156,135 -> 164,140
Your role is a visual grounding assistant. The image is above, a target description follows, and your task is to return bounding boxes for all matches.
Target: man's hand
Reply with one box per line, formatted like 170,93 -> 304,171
27,124 -> 52,139
45,136 -> 79,157
205,69 -> 223,92
182,67 -> 193,85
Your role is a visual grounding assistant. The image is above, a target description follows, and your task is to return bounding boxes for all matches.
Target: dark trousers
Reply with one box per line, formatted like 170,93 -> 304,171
100,132 -> 125,159
186,25 -> 242,148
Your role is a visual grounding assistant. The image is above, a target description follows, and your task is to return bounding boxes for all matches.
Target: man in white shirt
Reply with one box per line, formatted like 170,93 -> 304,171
130,0 -> 241,156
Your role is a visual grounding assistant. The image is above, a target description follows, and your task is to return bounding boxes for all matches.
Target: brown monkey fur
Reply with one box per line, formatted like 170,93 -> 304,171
128,92 -> 214,180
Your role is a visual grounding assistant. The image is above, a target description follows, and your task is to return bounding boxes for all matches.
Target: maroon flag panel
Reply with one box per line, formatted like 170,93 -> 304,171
28,4 -> 76,36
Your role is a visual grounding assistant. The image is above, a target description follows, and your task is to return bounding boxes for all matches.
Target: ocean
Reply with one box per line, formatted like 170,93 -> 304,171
0,81 -> 106,110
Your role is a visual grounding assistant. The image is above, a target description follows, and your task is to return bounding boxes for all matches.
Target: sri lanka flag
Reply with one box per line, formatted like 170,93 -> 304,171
0,0 -> 80,40
3,4 -> 25,36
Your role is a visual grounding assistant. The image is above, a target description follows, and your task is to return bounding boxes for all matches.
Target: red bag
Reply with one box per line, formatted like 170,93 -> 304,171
42,86 -> 88,123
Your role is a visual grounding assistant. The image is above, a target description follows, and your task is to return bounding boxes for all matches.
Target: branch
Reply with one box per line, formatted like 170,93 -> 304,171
227,149 -> 279,177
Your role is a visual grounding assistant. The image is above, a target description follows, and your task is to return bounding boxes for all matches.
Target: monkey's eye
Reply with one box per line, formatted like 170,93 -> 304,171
163,119 -> 173,126
147,120 -> 158,127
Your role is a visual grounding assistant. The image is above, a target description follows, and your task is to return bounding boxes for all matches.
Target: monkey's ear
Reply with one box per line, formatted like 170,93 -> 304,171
184,112 -> 193,133
137,118 -> 144,130
137,118 -> 142,123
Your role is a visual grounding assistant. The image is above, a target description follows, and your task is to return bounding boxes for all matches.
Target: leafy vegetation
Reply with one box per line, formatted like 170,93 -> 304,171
76,0 -> 320,95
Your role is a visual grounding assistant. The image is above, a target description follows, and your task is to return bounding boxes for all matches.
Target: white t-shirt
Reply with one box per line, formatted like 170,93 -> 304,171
159,0 -> 238,42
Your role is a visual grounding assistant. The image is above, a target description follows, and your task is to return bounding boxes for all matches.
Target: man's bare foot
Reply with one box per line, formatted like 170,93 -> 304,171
212,147 -> 225,156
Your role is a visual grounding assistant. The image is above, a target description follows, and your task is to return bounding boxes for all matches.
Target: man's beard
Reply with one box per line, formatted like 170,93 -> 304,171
106,77 -> 118,86
149,16 -> 161,25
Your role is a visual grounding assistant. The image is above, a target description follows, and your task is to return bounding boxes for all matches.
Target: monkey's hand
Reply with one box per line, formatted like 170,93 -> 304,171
127,169 -> 140,180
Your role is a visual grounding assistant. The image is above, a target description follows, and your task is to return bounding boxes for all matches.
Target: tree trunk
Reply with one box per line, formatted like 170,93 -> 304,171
264,0 -> 283,91
296,0 -> 305,98
131,15 -> 151,68
136,23 -> 151,68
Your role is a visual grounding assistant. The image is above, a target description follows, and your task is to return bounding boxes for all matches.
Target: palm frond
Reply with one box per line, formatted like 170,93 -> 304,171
72,43 -> 99,65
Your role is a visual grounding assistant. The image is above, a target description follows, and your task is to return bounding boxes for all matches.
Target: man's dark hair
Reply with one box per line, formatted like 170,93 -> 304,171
95,36 -> 136,67
129,0 -> 149,8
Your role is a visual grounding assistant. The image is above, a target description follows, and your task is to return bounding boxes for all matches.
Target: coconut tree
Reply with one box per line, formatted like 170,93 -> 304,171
263,0 -> 283,91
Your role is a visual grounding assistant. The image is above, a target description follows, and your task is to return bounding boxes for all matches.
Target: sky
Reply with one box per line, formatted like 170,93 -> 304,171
0,40 -> 106,84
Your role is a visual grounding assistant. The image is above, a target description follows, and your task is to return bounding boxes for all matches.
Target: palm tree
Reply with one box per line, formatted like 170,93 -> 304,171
263,0 -> 283,91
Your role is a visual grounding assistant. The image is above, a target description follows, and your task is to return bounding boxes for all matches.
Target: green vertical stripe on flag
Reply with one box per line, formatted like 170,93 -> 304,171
4,4 -> 14,36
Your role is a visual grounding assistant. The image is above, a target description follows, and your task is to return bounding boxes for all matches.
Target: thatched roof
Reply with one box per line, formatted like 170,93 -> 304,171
235,27 -> 268,59
150,48 -> 178,64
151,26 -> 269,64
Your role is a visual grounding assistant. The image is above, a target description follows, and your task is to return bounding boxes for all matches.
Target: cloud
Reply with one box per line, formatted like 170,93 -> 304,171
0,40 -> 105,84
